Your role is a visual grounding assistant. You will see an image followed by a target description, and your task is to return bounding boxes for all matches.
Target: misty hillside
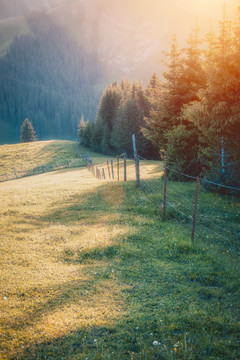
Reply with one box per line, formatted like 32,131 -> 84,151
0,0 -> 237,144
0,0 -> 68,19
0,14 -> 102,143
0,0 -> 167,82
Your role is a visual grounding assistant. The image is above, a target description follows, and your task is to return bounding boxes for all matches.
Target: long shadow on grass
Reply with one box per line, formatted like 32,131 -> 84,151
10,182 -> 240,360
11,224 -> 240,360
39,181 -> 161,225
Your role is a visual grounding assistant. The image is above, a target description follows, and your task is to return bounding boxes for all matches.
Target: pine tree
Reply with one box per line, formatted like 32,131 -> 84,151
78,115 -> 86,139
91,82 -> 122,151
143,31 -> 206,173
20,118 -> 37,143
143,35 -> 185,152
101,123 -> 111,154
78,115 -> 92,148
183,8 -> 240,188
91,114 -> 104,152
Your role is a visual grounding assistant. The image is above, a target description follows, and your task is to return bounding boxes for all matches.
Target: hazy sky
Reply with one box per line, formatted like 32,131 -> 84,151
108,0 -> 239,43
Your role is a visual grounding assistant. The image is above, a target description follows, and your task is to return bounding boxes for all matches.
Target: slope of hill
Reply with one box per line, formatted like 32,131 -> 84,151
0,140 -> 110,177
0,16 -> 30,57
0,140 -> 77,174
0,14 -> 102,144
0,0 -> 237,81
0,0 -> 68,19
0,140 -> 105,175
0,140 -> 239,360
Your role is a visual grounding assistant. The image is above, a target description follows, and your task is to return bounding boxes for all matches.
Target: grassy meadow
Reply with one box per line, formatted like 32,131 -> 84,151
0,141 -> 239,360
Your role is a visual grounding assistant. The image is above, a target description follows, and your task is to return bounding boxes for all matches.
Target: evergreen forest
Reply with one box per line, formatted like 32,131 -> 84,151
0,14 -> 102,144
81,8 -> 240,189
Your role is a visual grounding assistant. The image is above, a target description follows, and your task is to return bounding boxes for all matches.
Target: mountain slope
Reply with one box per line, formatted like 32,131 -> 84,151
0,0 -> 69,19
0,14 -> 102,143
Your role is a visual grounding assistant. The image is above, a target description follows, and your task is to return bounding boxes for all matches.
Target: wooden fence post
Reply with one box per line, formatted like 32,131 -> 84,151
13,168 -> 18,179
132,134 -> 138,185
107,160 -> 111,179
132,134 -> 137,159
137,154 -> 140,187
111,159 -> 114,180
102,168 -> 106,179
117,157 -> 119,181
163,166 -> 167,221
124,154 -> 127,182
192,177 -> 200,244
135,151 -> 140,187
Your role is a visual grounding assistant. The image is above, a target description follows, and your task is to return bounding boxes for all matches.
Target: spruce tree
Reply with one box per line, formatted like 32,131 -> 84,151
78,115 -> 92,148
143,36 -> 184,152
20,118 -> 37,143
183,9 -> 240,188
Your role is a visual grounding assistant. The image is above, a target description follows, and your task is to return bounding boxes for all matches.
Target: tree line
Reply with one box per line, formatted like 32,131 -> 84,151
80,7 -> 240,189
78,80 -> 159,158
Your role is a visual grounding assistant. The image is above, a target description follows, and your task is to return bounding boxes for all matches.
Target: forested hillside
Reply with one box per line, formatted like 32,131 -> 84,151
0,14 -> 102,143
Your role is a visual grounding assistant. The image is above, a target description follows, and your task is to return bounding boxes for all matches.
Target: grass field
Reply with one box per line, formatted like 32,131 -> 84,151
0,140 -> 110,177
0,141 -> 239,360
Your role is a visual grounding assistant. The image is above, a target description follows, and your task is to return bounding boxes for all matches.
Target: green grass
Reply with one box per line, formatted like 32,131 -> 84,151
0,141 -> 239,360
0,140 -> 110,177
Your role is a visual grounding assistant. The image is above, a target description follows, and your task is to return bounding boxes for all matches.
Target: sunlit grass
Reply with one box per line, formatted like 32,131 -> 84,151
0,166 -> 130,359
0,141 -> 239,360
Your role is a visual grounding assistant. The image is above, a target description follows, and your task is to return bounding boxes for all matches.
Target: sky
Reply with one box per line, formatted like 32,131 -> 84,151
107,0 -> 239,43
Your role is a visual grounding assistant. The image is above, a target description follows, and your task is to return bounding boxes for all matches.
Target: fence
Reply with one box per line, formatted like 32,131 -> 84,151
0,158 -> 86,183
1,144 -> 239,253
85,152 -> 240,254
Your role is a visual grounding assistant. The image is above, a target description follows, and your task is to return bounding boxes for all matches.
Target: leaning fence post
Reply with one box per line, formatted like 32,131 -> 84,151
111,159 -> 114,180
192,177 -> 200,244
163,166 -> 167,221
124,154 -> 127,182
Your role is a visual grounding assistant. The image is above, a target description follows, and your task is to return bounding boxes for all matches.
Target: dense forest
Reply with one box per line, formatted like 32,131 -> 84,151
78,80 -> 159,158
0,14 -> 102,143
80,8 -> 240,188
